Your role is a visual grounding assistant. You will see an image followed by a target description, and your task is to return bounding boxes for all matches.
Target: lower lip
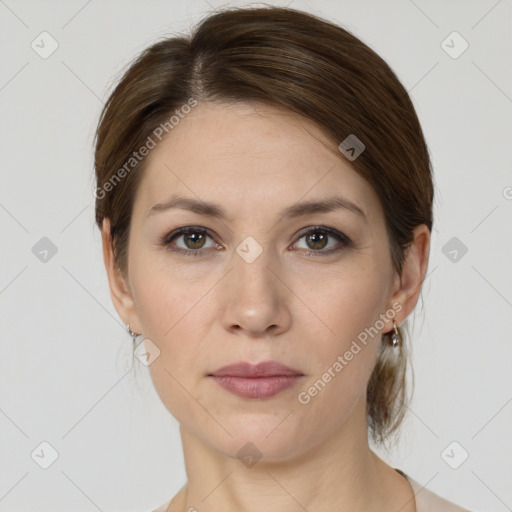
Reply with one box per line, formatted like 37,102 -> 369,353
210,375 -> 304,399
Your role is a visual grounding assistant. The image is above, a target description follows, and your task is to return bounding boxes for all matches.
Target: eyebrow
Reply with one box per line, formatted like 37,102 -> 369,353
148,194 -> 368,223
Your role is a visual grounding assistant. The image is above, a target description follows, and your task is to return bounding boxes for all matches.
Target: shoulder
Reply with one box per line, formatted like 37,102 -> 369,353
405,474 -> 472,512
148,484 -> 186,512
147,498 -> 172,512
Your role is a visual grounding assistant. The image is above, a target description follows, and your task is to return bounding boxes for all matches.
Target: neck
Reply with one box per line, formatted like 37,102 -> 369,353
171,395 -> 415,512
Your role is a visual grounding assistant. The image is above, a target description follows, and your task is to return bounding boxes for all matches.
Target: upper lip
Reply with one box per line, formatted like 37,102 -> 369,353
209,361 -> 304,377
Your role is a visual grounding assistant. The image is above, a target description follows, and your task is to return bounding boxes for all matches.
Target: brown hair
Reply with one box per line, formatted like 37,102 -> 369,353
94,5 -> 433,447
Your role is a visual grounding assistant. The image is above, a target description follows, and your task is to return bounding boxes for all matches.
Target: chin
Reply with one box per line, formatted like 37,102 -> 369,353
205,418 -> 314,464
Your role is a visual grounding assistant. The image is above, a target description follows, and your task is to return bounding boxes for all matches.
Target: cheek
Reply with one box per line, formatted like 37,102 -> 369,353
293,282 -> 384,429
292,263 -> 388,404
128,250 -> 217,402
300,259 -> 390,346
133,266 -> 210,421
129,244 -> 208,339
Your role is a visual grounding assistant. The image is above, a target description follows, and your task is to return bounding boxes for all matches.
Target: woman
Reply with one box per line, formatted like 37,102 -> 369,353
94,5 -> 471,512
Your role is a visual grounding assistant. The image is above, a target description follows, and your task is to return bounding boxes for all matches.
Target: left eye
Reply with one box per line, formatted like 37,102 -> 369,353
293,227 -> 350,255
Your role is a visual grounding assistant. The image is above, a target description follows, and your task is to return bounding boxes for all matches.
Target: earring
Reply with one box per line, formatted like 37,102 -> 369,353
389,320 -> 402,347
126,324 -> 140,338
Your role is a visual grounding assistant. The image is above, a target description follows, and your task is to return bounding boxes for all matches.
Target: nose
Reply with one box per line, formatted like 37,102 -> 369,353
220,244 -> 292,339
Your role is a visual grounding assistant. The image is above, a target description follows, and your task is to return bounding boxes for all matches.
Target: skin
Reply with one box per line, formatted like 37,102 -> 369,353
102,101 -> 430,512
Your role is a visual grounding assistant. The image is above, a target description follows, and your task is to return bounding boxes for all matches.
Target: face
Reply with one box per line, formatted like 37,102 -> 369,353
104,101 -> 424,462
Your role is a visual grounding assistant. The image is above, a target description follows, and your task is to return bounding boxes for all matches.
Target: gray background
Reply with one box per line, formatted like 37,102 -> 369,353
0,0 -> 511,511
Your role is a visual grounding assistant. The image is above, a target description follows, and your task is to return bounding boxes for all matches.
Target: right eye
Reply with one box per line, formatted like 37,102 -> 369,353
161,227 -> 221,257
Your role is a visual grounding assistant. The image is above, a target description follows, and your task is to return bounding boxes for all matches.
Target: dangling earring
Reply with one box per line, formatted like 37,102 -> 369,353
126,324 -> 140,338
389,320 -> 402,347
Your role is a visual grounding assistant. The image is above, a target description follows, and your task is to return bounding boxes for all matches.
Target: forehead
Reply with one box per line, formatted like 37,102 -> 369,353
134,101 -> 380,221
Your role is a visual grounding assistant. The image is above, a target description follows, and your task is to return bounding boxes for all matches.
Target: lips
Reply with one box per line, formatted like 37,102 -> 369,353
209,360 -> 304,378
208,361 -> 305,399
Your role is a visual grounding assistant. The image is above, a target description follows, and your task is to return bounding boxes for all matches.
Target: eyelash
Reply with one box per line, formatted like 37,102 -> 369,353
160,226 -> 353,258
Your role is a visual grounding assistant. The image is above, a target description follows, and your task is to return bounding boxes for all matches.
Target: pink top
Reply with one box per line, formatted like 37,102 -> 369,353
149,470 -> 472,512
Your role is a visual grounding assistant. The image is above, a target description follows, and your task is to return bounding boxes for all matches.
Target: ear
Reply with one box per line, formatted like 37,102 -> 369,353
101,218 -> 141,334
385,224 -> 431,329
